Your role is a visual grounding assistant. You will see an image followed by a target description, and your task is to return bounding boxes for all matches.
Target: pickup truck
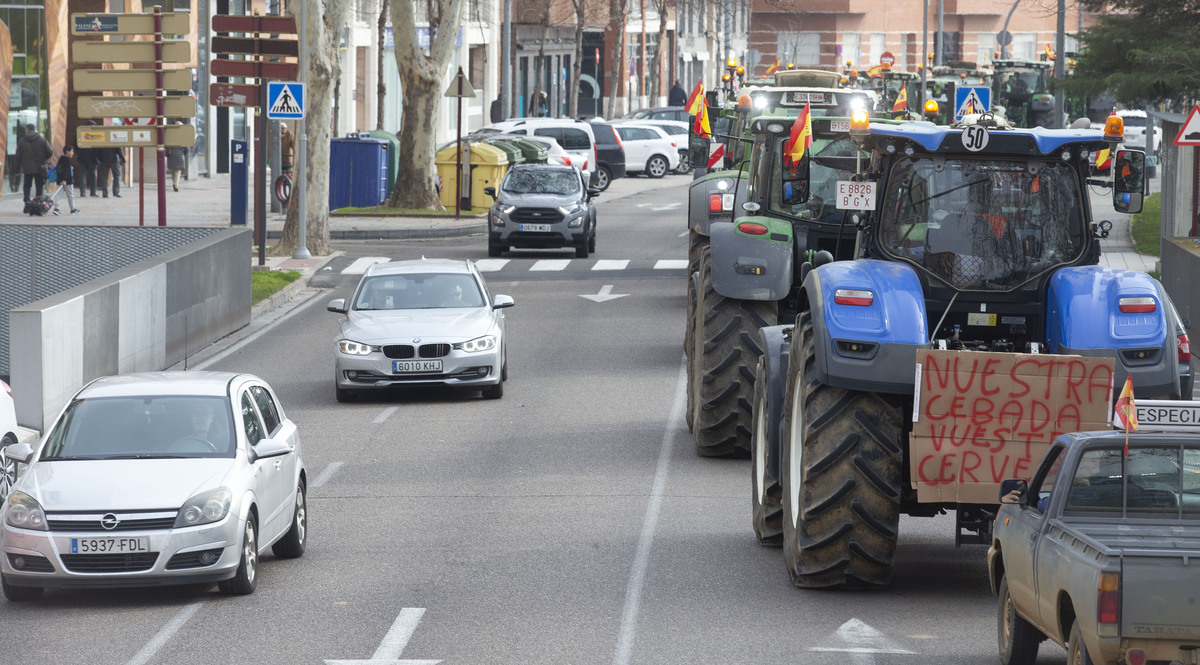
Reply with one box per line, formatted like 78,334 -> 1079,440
988,429 -> 1200,665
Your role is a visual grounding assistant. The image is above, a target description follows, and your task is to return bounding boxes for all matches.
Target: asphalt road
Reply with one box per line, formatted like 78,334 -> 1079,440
0,173 -> 1071,664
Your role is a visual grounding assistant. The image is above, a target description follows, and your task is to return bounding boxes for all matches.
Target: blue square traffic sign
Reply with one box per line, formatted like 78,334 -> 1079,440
954,86 -> 991,121
267,82 -> 304,119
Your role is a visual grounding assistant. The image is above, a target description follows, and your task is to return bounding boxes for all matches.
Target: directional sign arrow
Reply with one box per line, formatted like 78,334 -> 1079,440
806,618 -> 916,664
580,284 -> 630,302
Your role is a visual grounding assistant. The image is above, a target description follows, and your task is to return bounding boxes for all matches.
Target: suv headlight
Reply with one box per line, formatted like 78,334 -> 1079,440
501,205 -> 517,216
338,340 -> 376,355
174,487 -> 232,528
5,492 -> 47,531
454,335 -> 497,353
558,203 -> 581,215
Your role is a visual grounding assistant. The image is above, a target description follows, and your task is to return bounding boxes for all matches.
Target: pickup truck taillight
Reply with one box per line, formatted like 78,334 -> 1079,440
1125,648 -> 1146,665
1098,572 -> 1120,635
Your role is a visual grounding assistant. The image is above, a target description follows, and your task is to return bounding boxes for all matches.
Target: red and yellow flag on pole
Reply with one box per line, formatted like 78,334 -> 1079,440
764,58 -> 780,76
892,86 -> 908,113
1114,372 -> 1138,456
693,100 -> 712,137
785,102 -> 813,163
685,79 -> 705,116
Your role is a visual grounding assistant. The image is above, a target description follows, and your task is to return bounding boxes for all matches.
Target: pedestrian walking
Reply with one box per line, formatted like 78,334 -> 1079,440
97,146 -> 124,198
49,145 -> 80,215
279,122 -> 294,174
168,123 -> 189,192
15,123 -> 53,203
668,81 -> 687,107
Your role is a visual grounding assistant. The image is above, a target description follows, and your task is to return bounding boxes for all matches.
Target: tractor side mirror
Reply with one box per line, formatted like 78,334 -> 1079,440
780,152 -> 810,205
689,136 -> 710,169
1113,149 -> 1145,215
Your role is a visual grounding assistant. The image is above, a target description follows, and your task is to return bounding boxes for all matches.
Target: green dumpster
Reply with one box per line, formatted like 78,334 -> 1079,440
484,138 -> 525,168
366,129 -> 400,197
506,137 -> 549,164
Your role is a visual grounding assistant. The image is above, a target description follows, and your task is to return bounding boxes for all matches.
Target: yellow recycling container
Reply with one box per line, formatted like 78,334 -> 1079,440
435,142 -> 509,212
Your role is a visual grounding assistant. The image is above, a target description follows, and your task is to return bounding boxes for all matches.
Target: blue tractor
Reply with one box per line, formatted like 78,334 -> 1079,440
749,113 -> 1171,587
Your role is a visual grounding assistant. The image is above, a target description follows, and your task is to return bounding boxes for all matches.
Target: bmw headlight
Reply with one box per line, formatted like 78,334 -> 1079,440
5,492 -> 47,531
454,335 -> 497,353
338,340 -> 376,355
174,487 -> 232,528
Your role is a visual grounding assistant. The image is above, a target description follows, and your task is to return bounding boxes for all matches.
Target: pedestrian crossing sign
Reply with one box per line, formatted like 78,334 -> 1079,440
267,82 -> 304,119
954,86 -> 991,121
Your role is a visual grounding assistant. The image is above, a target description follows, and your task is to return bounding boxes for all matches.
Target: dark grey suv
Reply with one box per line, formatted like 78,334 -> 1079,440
587,121 -> 627,191
484,164 -> 600,258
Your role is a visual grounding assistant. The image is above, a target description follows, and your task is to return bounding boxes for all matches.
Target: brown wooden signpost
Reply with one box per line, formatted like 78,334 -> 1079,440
70,8 -> 194,227
209,13 -> 300,265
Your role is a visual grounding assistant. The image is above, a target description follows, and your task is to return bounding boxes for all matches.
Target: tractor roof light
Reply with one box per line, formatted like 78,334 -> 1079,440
786,62 -> 795,69
722,73 -> 732,82
736,65 -> 745,75
849,109 -> 870,141
738,94 -> 753,110
1104,113 -> 1125,143
727,57 -> 738,69
924,99 -> 940,115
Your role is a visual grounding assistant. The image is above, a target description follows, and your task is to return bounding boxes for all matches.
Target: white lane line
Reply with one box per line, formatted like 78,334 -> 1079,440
677,230 -> 689,237
312,461 -> 343,488
530,259 -> 571,271
373,608 -> 428,660
591,260 -> 630,271
473,258 -> 509,272
612,359 -> 685,665
125,601 -> 205,665
373,406 -> 398,424
341,257 -> 392,274
653,259 -> 688,270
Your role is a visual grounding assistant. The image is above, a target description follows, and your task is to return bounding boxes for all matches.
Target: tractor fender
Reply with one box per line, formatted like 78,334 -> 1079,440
802,258 -> 929,395
758,324 -> 791,484
1048,266 -> 1178,398
688,170 -> 744,236
710,215 -> 796,301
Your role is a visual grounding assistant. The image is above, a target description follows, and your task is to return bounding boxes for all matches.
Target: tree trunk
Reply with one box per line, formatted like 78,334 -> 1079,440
531,12 -> 551,117
570,5 -> 584,118
376,0 -> 389,130
275,0 -> 350,257
609,1 -> 627,118
650,0 -> 668,105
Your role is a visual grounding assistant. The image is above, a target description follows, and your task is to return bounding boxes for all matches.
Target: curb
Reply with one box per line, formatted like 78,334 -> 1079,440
266,224 -> 486,240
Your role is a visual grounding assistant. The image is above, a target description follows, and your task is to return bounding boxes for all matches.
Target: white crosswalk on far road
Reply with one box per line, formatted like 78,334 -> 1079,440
338,257 -> 688,275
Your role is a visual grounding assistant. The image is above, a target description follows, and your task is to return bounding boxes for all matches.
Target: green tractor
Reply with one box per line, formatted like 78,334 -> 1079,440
991,58 -> 1054,128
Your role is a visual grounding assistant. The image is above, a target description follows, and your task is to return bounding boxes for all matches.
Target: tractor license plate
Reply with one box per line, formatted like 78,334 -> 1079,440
521,224 -> 552,232
828,120 -> 850,132
835,181 -> 877,210
393,360 -> 442,374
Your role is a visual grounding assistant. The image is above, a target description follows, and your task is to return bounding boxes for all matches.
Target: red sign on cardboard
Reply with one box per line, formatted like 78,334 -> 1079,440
910,350 -> 1115,503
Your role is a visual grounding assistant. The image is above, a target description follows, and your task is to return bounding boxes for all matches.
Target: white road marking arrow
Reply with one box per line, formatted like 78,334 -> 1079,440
806,618 -> 915,664
651,203 -> 681,211
325,607 -> 440,665
580,284 -> 630,302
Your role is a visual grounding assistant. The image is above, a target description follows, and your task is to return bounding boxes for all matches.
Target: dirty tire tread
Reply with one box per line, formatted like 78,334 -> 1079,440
751,356 -> 783,546
998,575 -> 1043,665
780,311 -> 902,588
685,234 -> 709,433
693,254 -> 777,458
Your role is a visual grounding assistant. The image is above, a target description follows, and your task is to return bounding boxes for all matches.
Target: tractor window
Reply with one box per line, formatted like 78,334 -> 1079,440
769,135 -> 860,225
878,158 -> 1085,290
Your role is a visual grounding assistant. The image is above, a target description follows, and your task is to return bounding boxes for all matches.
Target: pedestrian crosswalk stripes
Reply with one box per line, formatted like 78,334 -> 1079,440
336,257 -> 689,276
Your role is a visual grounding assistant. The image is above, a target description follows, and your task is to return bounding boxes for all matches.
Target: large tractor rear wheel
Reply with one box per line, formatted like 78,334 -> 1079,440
751,355 -> 783,545
780,312 -> 903,587
685,231 -> 709,433
692,252 -> 776,458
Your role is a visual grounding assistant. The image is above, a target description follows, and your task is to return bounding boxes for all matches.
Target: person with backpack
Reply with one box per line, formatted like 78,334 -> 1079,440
15,123 -> 53,203
48,145 -> 81,215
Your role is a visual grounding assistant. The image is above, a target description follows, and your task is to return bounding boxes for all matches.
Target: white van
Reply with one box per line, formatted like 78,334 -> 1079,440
484,118 -> 599,186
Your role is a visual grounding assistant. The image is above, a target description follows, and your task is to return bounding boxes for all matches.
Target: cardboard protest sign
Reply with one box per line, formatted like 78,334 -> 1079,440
911,350 -> 1115,503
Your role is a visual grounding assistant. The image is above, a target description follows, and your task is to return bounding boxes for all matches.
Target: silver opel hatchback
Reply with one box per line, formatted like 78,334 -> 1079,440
0,371 -> 306,600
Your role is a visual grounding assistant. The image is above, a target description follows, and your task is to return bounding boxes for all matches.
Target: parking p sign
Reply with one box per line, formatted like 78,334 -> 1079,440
836,181 -> 876,210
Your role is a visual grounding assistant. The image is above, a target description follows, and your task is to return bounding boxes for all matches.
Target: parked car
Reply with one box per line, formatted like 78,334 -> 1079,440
611,124 -> 680,178
485,163 -> 599,258
328,258 -> 514,402
585,121 -> 627,191
484,118 -> 599,187
0,371 -> 307,600
622,106 -> 689,122
613,119 -> 690,173
1117,109 -> 1161,154
0,380 -> 18,500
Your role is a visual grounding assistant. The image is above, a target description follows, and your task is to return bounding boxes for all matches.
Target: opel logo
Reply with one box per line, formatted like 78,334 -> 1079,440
100,513 -> 120,530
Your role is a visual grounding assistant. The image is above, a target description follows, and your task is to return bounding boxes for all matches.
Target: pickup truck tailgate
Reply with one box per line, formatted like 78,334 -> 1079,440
1121,553 -> 1200,639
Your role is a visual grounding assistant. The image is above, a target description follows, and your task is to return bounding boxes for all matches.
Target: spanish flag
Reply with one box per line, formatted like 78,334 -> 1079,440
685,79 -> 705,116
1115,373 -> 1138,455
764,58 -> 780,76
892,86 -> 908,113
785,103 -> 813,163
693,100 -> 712,137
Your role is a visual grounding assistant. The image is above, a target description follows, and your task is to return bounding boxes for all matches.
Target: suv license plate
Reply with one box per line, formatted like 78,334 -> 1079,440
71,537 -> 150,554
394,360 -> 442,374
521,224 -> 552,232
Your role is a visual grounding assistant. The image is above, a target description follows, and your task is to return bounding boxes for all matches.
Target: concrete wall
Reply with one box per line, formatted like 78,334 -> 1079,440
8,228 -> 252,432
